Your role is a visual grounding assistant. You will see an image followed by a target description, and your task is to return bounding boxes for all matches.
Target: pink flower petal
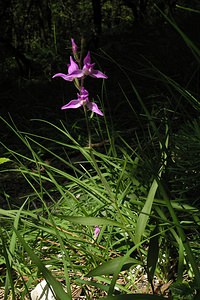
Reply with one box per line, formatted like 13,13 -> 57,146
87,102 -> 104,116
80,87 -> 89,98
68,56 -> 79,74
61,99 -> 82,110
90,69 -> 108,79
83,51 -> 91,65
65,69 -> 83,81
52,73 -> 70,80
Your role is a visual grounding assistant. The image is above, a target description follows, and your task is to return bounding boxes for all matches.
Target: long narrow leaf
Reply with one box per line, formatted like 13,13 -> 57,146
87,257 -> 140,276
12,227 -> 71,300
59,216 -> 124,228
134,179 -> 158,245
147,225 -> 160,284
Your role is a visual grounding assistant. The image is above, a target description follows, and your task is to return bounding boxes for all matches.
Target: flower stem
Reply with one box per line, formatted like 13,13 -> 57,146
83,105 -> 91,148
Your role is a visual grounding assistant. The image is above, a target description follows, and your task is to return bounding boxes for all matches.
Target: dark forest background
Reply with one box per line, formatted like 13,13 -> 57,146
1,0 -> 199,81
1,0 -> 200,132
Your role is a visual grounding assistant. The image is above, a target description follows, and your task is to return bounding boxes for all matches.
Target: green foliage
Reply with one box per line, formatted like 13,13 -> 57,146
87,257 -> 140,276
147,225 -> 160,284
13,227 -> 71,299
169,281 -> 197,300
0,106 -> 199,297
170,118 -> 200,205
0,157 -> 10,165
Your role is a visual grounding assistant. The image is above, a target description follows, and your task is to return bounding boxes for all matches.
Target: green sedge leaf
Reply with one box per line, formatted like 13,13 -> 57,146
87,257 -> 141,276
0,157 -> 10,165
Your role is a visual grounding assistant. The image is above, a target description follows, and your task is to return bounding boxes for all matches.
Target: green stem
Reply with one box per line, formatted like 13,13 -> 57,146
83,105 -> 91,148
83,107 -> 135,241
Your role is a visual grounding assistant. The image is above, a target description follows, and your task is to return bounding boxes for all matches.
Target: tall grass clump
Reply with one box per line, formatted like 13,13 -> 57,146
0,11 -> 200,299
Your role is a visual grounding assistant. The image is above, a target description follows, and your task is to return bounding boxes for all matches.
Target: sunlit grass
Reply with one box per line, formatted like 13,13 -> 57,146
1,105 -> 200,299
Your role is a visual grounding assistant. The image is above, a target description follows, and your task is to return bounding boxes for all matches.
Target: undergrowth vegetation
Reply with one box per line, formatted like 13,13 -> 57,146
0,7 -> 200,300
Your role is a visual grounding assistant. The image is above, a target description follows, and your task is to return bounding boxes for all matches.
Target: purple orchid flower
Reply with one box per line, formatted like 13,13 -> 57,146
94,226 -> 100,238
52,52 -> 107,81
61,87 -> 104,116
82,51 -> 108,79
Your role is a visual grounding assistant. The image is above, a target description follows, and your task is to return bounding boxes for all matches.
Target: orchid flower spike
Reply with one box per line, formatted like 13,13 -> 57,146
61,87 -> 104,116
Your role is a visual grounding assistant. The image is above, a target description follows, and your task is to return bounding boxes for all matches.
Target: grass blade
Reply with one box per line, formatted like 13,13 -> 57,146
12,227 -> 71,300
